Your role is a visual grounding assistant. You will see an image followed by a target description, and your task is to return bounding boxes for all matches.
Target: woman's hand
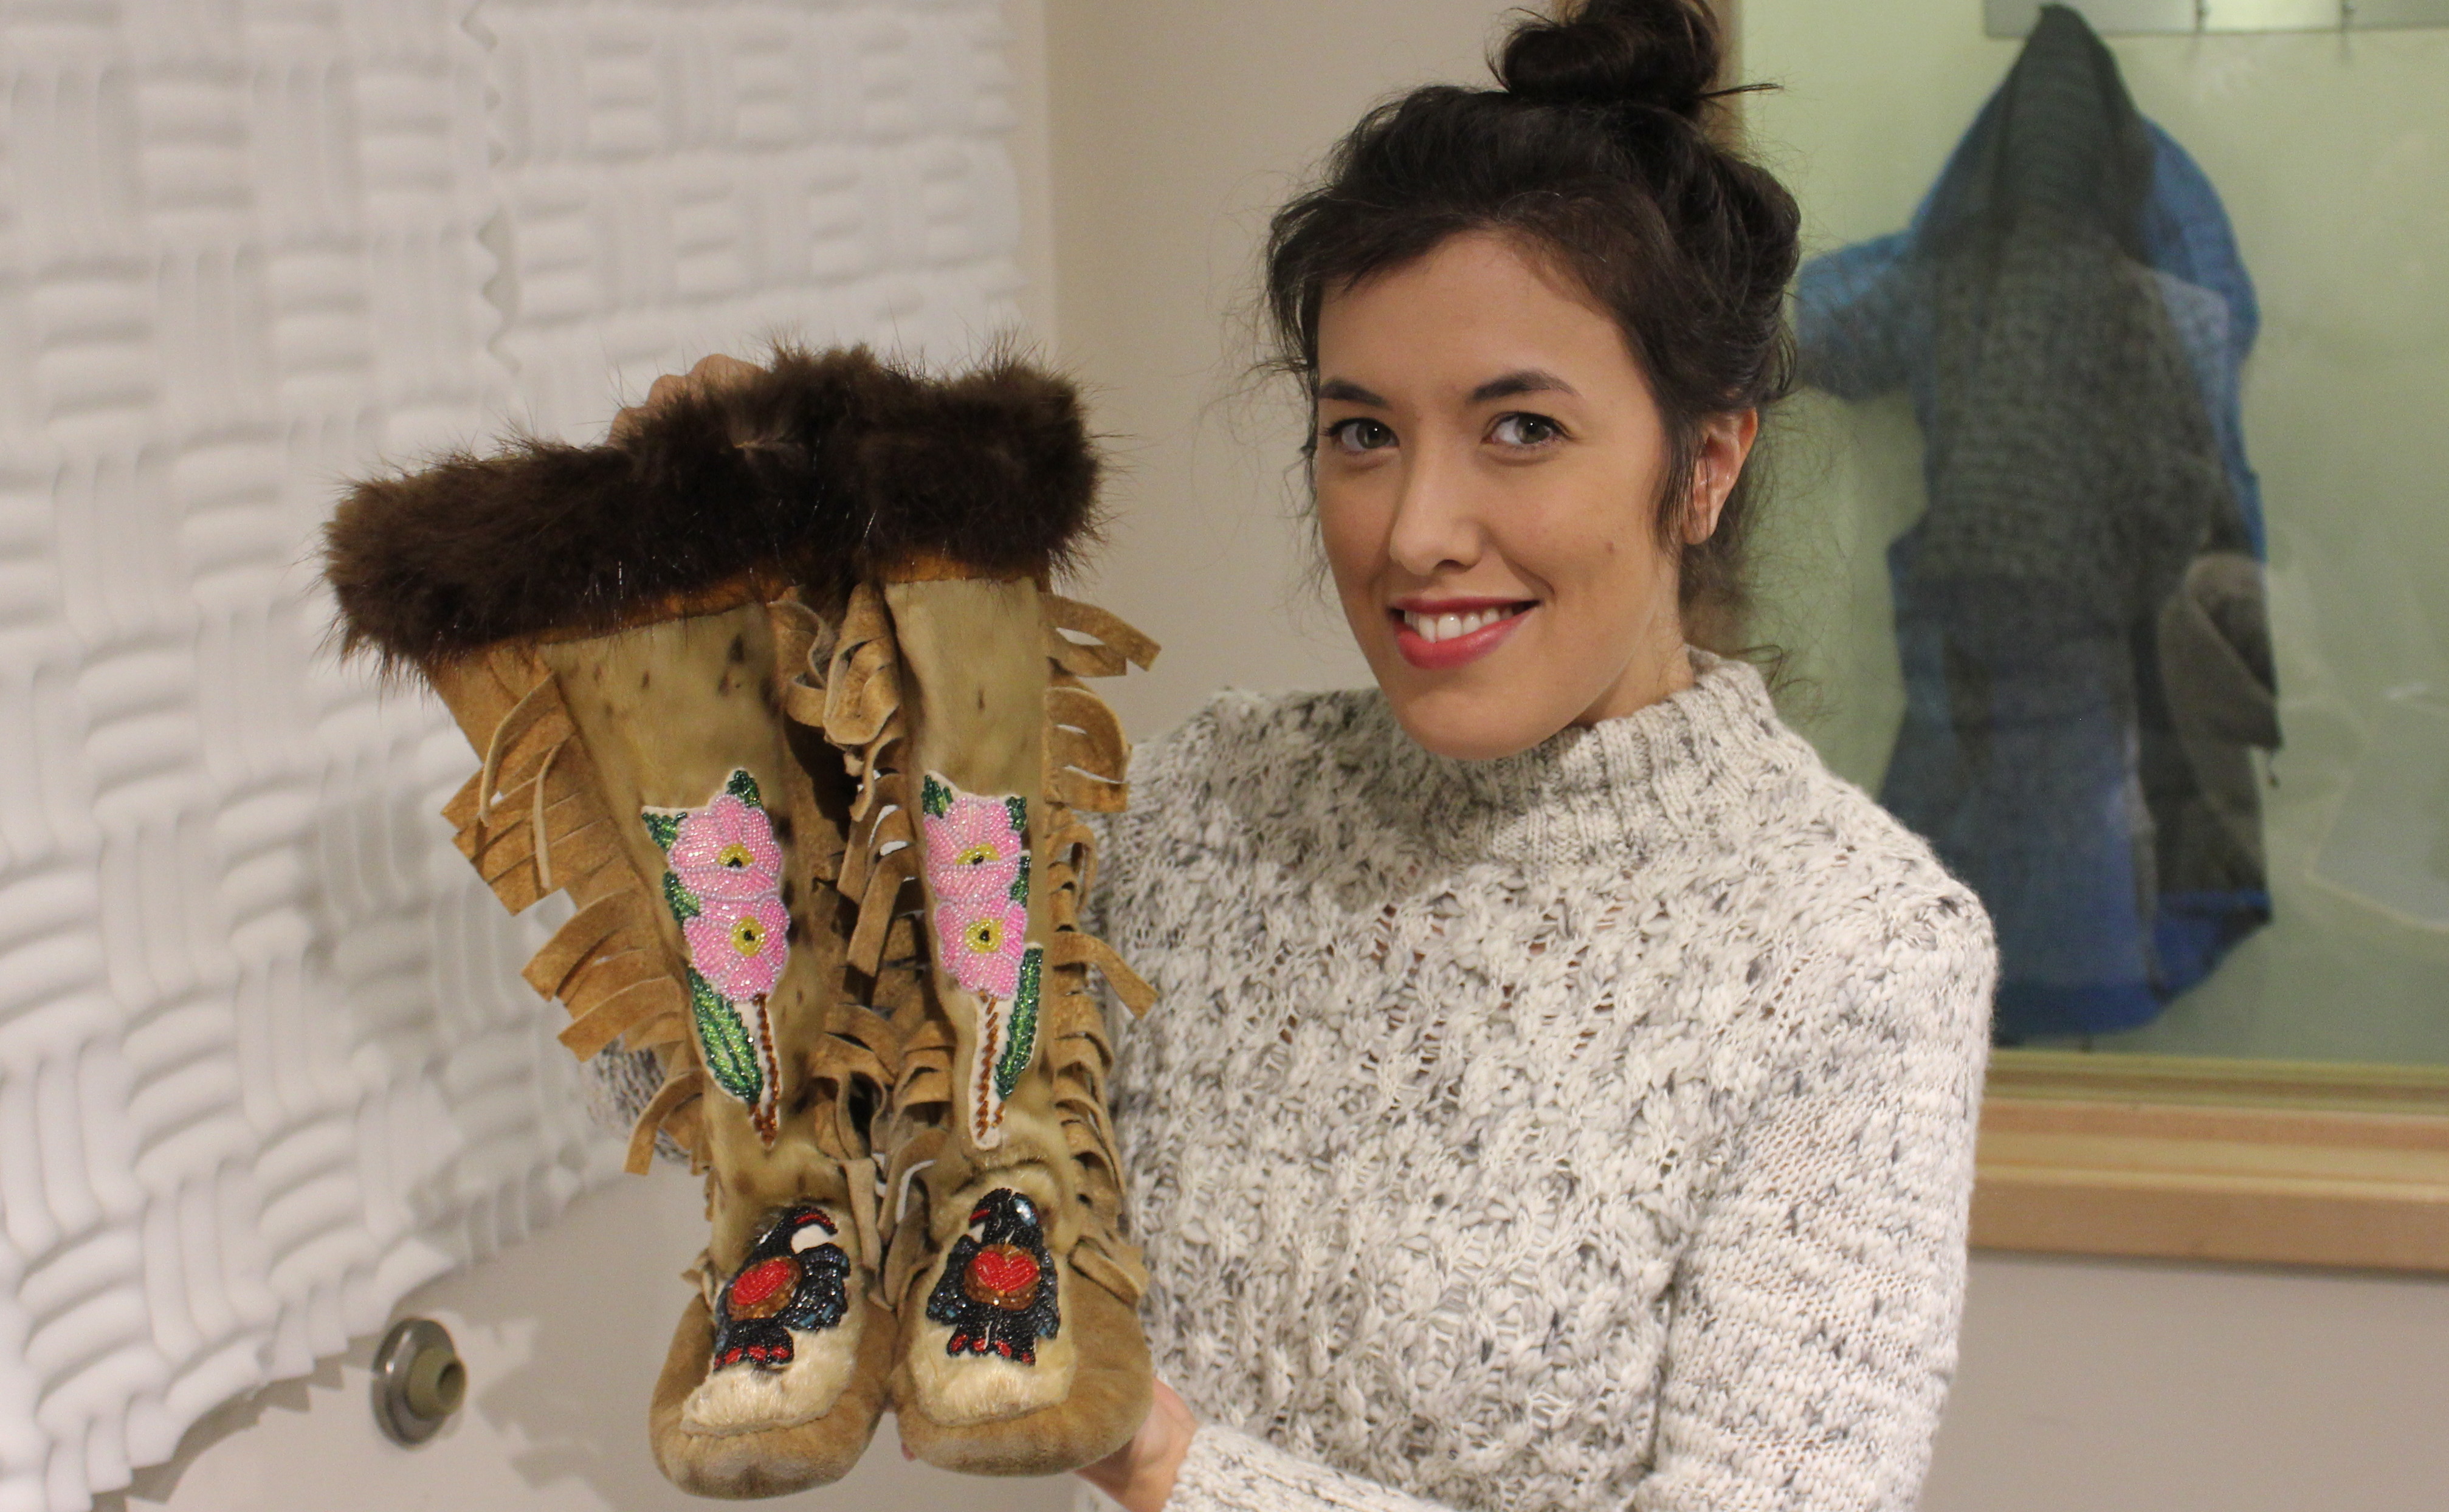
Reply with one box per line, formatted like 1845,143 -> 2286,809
607,352 -> 761,442
1076,1377 -> 1197,1512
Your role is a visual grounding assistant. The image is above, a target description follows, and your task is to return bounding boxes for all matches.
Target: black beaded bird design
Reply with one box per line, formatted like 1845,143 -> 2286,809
925,1187 -> 1061,1364
710,1204 -> 852,1372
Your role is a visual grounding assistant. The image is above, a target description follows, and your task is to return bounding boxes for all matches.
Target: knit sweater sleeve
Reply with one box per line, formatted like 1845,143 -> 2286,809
1159,889 -> 1993,1512
1165,1424 -> 1448,1512
1629,892 -> 1995,1512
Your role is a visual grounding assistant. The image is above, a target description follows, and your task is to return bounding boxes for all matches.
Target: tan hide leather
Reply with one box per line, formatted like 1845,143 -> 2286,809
793,574 -> 1157,1474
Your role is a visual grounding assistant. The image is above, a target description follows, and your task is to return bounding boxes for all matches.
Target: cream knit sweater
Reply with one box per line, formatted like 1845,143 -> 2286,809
1089,653 -> 1997,1512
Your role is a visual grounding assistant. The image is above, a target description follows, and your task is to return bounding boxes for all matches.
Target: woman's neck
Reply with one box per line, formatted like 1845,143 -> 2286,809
1571,610 -> 1696,728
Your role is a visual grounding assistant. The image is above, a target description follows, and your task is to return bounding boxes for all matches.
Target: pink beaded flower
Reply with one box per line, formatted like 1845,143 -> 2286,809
935,898 -> 1028,1001
686,893 -> 791,1002
919,772 -> 1032,1001
921,784 -> 1026,905
668,791 -> 785,901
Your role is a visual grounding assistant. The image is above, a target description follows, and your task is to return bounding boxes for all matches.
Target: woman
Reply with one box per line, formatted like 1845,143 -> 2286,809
1075,3 -> 1996,1510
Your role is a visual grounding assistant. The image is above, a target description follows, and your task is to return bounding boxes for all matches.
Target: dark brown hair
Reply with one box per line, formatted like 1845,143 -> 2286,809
1264,0 -> 1800,650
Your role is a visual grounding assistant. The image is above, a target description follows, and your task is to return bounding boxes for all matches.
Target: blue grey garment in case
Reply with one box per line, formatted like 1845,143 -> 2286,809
1793,4 -> 2278,1040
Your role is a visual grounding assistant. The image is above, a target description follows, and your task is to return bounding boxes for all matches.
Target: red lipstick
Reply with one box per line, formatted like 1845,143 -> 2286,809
1389,598 -> 1534,672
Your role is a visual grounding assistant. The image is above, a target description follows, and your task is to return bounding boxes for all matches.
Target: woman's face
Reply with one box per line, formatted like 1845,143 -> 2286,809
1312,230 -> 1754,761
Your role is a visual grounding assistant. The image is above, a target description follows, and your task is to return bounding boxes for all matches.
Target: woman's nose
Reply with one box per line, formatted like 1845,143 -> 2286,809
1384,442 -> 1484,577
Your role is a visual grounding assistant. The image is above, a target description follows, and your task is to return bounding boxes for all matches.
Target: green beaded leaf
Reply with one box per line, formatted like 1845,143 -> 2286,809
921,772 -> 952,818
1003,796 -> 1030,901
662,869 -> 701,923
724,768 -> 762,808
993,946 -> 1043,1100
690,969 -> 763,1107
642,809 -> 683,853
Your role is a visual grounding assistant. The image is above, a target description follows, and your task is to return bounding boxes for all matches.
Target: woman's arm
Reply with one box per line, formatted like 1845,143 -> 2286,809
1630,893 -> 1995,1512
1081,1380 -> 1198,1512
1087,1406 -> 1456,1512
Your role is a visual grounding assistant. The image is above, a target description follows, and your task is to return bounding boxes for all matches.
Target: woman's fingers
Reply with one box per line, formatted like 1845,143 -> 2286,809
608,352 -> 763,442
687,352 -> 761,388
1077,1376 -> 1197,1511
642,373 -> 689,410
1148,1378 -> 1192,1432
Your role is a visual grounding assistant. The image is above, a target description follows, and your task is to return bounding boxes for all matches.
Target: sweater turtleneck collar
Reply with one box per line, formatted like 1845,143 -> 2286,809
1382,650 -> 1808,870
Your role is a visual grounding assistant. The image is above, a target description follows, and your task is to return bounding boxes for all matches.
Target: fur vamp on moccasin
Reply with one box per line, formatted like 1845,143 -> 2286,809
325,345 -> 1101,669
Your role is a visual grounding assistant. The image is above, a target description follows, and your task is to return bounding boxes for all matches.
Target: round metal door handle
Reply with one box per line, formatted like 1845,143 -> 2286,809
374,1318 -> 467,1445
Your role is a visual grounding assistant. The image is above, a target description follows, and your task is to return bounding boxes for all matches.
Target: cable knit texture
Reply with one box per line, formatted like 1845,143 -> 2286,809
1089,653 -> 1997,1512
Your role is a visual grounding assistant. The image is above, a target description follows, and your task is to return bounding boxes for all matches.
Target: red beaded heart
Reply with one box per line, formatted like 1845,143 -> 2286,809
961,1243 -> 1041,1310
728,1256 -> 799,1317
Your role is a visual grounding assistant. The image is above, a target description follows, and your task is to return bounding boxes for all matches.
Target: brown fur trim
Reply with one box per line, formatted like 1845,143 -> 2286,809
325,345 -> 1101,668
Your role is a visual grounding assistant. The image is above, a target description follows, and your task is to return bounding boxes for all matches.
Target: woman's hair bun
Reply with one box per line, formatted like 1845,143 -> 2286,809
1495,0 -> 1724,119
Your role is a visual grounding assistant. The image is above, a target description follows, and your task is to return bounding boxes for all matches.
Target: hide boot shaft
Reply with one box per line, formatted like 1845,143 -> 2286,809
418,600 -> 895,1496
802,566 -> 1157,1475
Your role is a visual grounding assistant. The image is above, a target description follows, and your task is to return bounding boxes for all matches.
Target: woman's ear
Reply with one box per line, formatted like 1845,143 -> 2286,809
1683,408 -> 1760,545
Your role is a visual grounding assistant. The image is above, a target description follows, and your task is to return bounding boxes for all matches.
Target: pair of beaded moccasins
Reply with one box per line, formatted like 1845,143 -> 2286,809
326,348 -> 1159,1496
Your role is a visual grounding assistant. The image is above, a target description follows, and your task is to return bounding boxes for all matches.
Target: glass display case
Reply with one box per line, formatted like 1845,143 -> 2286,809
1741,0 -> 2449,1266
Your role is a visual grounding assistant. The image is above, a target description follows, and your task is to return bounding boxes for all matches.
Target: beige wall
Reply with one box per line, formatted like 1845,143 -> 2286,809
1038,0 -> 1466,735
1007,0 -> 1061,346
1038,3 -> 2449,1510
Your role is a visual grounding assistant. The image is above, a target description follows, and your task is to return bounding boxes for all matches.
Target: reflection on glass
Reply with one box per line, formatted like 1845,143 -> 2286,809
1745,1 -> 2449,1062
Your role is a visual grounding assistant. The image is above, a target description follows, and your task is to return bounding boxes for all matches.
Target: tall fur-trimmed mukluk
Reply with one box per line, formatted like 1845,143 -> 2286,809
831,557 -> 1160,1475
324,348 -> 1158,1493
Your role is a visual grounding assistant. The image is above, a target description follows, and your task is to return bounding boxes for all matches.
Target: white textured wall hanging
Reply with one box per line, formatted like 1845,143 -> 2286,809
0,4 -> 1024,1510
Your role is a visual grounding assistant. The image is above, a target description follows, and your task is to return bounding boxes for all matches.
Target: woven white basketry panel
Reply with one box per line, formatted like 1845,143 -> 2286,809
0,4 -> 1021,1509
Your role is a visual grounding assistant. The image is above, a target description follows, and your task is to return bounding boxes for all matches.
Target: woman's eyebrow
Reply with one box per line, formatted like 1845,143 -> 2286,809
1317,377 -> 1386,406
1470,369 -> 1577,403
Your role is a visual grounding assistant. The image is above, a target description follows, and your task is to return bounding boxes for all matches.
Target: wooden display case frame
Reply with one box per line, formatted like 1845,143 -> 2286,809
1974,1051 -> 2449,1271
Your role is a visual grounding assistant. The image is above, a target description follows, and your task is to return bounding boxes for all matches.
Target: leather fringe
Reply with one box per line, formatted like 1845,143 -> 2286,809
427,647 -> 709,1167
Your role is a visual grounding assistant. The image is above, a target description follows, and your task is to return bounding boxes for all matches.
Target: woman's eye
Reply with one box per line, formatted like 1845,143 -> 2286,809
1489,413 -> 1563,448
1324,418 -> 1397,454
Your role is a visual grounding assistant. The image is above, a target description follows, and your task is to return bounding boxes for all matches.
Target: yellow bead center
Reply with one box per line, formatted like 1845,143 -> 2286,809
962,918 -> 1005,955
730,917 -> 766,957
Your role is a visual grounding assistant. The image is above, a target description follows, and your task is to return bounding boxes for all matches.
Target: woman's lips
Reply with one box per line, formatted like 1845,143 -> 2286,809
1391,602 -> 1534,671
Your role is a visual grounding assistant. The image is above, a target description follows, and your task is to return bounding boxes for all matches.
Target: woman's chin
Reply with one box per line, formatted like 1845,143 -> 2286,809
1385,686 -> 1563,763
